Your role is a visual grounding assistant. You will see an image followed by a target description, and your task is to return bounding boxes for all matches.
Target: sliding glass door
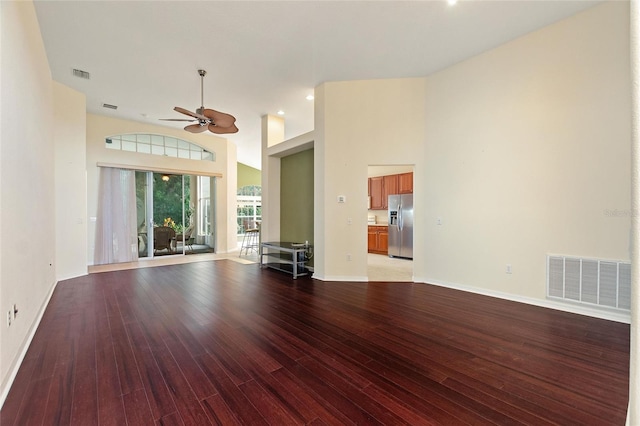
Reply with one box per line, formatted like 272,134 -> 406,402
135,171 -> 214,259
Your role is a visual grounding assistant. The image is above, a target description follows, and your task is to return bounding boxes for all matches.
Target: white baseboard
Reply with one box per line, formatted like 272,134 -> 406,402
0,280 -> 59,409
414,276 -> 630,324
312,274 -> 369,282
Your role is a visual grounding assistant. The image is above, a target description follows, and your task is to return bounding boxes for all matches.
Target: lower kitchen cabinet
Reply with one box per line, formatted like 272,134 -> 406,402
368,226 -> 388,254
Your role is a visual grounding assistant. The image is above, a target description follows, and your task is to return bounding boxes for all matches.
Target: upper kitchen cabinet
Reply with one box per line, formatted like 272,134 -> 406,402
369,172 -> 412,209
398,172 -> 413,194
369,176 -> 385,209
370,175 -> 399,209
384,175 -> 398,201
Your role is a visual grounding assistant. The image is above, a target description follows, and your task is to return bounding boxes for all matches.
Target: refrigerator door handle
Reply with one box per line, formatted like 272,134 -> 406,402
398,203 -> 403,231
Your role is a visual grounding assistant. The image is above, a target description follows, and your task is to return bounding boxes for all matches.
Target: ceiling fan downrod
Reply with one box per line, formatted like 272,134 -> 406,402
198,69 -> 206,112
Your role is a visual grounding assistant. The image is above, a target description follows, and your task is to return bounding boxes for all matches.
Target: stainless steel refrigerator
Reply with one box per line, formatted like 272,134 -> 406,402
388,194 -> 413,259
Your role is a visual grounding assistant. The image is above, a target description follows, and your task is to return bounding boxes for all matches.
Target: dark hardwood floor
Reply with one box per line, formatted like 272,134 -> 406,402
1,260 -> 630,425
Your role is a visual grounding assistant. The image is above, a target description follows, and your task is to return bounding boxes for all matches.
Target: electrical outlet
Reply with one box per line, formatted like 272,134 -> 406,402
7,310 -> 11,327
506,264 -> 512,274
346,253 -> 352,261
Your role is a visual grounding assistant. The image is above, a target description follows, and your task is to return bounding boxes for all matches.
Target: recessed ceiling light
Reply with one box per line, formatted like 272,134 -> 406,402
277,110 -> 285,115
306,94 -> 314,101
447,0 -> 458,5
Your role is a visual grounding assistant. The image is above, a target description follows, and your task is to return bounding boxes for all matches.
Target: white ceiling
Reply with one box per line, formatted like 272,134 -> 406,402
34,0 -> 600,170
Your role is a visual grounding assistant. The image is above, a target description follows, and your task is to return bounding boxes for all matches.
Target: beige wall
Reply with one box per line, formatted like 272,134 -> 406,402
54,82 -> 87,280
85,114 -> 238,259
422,1 -> 630,301
313,2 -> 630,313
315,78 -> 426,281
261,115 -> 285,243
0,0 -> 56,403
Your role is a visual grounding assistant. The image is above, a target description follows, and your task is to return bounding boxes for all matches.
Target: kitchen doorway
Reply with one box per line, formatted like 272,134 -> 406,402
367,164 -> 414,282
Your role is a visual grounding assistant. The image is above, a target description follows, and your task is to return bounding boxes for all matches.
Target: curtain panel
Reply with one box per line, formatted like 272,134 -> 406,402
94,167 -> 139,265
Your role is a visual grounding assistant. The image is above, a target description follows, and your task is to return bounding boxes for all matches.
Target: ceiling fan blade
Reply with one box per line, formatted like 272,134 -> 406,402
208,123 -> 239,134
159,118 -> 196,122
174,106 -> 208,121
184,124 -> 208,133
202,109 -> 236,128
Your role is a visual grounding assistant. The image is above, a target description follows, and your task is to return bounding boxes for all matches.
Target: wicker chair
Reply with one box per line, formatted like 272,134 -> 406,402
153,226 -> 176,253
174,223 -> 196,253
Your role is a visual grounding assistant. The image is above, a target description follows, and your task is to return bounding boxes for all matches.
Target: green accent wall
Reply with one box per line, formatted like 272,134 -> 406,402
280,149 -> 314,250
237,162 -> 261,188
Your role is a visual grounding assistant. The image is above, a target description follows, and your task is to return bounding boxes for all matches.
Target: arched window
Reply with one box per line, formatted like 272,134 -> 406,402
105,134 -> 215,161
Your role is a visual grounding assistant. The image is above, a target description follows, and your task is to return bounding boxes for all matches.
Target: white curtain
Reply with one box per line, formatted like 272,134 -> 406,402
94,167 -> 139,265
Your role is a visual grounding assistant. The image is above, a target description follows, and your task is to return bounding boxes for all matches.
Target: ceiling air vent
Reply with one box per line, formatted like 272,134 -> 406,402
102,103 -> 118,110
72,68 -> 90,79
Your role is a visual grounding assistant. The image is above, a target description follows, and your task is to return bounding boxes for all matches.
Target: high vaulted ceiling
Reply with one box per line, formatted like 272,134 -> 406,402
34,1 -> 600,170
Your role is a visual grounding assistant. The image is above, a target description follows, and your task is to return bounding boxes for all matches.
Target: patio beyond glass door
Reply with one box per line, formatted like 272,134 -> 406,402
135,171 -> 188,258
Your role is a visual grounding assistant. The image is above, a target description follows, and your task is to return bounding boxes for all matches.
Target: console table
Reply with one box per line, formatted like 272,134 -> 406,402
260,241 -> 310,279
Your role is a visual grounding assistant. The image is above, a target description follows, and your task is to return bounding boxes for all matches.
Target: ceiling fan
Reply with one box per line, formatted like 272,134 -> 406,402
161,69 -> 238,135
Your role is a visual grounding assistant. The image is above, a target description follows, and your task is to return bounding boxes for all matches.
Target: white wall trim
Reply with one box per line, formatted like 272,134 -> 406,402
311,274 -> 369,282
0,280 -> 59,409
415,276 -> 631,324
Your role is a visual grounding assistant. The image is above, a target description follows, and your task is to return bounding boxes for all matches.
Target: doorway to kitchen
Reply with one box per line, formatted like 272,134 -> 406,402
367,164 -> 414,281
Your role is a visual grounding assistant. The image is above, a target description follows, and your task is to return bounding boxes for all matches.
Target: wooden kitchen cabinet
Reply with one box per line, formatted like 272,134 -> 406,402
383,175 -> 398,206
369,172 -> 412,209
398,172 -> 413,194
368,225 -> 388,254
378,229 -> 388,253
369,176 -> 385,210
370,175 -> 398,209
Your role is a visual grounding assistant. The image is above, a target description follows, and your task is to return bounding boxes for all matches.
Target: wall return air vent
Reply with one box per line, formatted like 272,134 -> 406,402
547,255 -> 630,312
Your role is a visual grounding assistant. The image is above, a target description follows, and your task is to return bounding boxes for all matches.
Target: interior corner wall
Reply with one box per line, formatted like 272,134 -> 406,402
85,114 -> 237,259
422,1 -> 631,301
54,82 -> 87,280
0,0 -> 56,404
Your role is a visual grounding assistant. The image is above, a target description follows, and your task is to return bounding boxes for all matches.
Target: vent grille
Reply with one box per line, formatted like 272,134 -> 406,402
547,255 -> 631,312
72,68 -> 90,79
102,103 -> 118,110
